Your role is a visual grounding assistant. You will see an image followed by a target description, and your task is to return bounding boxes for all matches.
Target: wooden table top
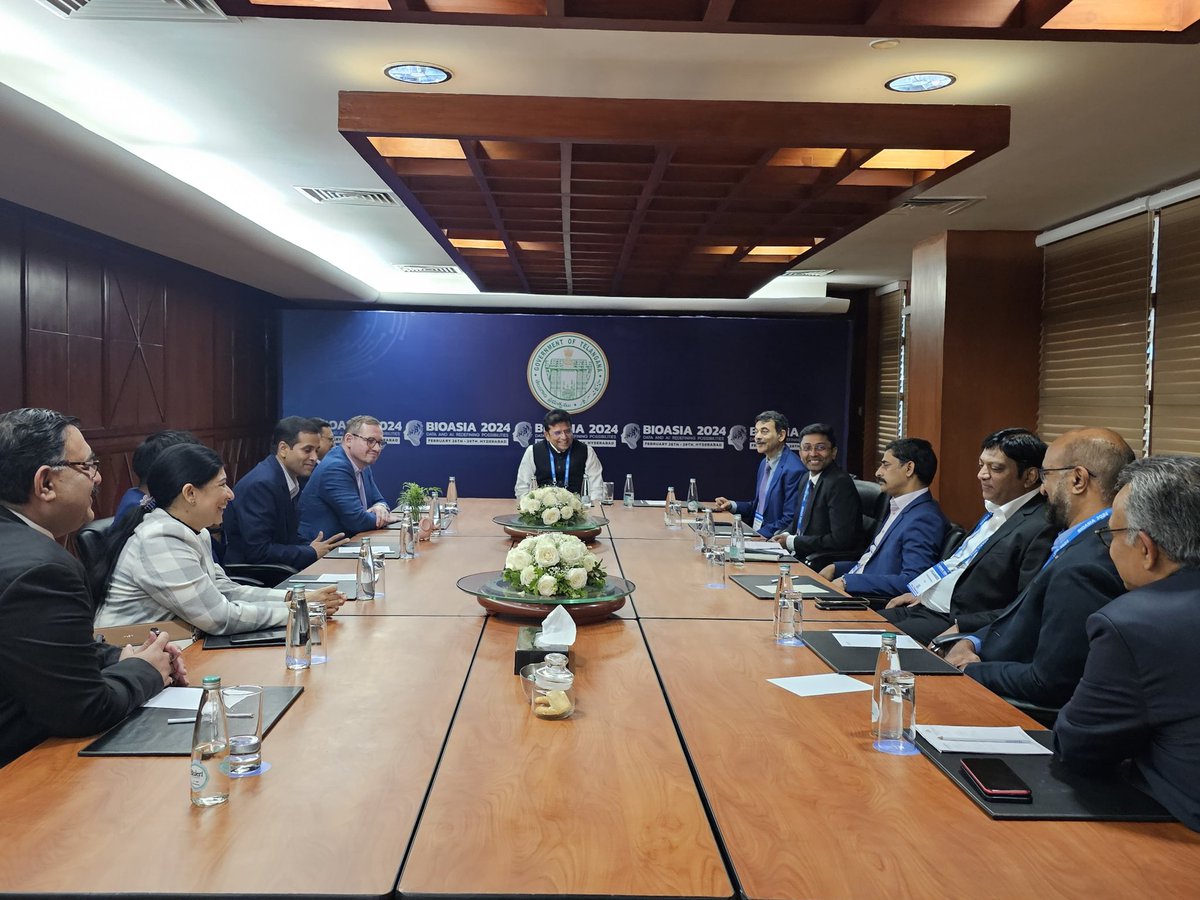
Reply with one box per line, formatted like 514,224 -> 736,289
397,616 -> 733,899
0,616 -> 483,898
642,617 -> 1200,899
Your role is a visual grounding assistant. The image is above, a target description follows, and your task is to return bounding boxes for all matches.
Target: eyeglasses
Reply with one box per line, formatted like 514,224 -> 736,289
54,457 -> 101,478
800,443 -> 831,452
348,433 -> 385,450
1036,465 -> 1096,483
1094,526 -> 1131,548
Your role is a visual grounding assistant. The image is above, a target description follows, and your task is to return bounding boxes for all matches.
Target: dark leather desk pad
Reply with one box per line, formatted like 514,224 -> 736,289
917,730 -> 1176,822
79,685 -> 303,757
803,629 -> 962,675
730,573 -> 831,599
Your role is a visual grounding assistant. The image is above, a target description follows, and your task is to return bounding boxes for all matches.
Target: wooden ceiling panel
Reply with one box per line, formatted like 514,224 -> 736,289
221,0 -> 1200,41
341,92 -> 1007,297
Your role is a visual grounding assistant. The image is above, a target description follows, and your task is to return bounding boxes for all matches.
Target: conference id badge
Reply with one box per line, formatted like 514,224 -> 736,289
906,560 -> 951,596
753,514 -> 764,532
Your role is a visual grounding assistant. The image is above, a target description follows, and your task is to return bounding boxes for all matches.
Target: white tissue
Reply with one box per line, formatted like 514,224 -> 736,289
534,605 -> 577,648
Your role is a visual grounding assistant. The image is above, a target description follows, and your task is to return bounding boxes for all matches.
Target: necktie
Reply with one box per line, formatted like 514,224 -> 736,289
797,479 -> 813,533
755,461 -> 772,519
355,469 -> 368,510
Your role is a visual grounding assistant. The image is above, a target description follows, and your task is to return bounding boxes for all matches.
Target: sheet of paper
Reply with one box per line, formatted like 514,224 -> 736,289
916,725 -> 1053,755
291,573 -> 353,583
142,687 -> 203,710
745,540 -> 787,555
769,674 -> 873,698
833,631 -> 923,650
329,546 -> 388,557
641,500 -> 666,507
764,577 -> 832,594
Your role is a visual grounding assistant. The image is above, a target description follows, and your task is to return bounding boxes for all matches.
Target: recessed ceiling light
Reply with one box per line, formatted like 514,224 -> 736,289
870,39 -> 901,50
384,62 -> 452,85
885,72 -> 955,93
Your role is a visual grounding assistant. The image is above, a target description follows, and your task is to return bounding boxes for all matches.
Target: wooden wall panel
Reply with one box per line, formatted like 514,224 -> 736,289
0,197 -> 283,519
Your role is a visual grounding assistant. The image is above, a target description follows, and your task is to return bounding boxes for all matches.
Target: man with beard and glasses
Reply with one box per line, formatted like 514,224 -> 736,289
937,427 -> 1131,709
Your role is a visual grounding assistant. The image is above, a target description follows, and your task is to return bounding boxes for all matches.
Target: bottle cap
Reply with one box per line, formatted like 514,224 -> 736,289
202,675 -> 221,686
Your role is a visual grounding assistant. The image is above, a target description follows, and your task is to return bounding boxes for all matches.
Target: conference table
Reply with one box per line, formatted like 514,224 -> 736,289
0,499 -> 1196,899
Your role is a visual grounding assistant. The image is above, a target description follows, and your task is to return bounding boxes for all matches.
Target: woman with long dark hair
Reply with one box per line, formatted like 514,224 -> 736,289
93,443 -> 343,634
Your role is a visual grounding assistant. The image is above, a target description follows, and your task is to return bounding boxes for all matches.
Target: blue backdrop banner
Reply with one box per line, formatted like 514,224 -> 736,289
279,310 -> 853,502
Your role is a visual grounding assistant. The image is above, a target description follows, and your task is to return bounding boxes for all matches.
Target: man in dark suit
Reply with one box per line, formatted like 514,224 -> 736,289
771,423 -> 863,559
224,416 -> 347,568
299,414 -> 395,540
0,407 -> 176,768
880,428 -> 1057,643
714,410 -> 805,538
822,437 -> 948,598
942,427 -> 1132,708
1054,456 -> 1200,831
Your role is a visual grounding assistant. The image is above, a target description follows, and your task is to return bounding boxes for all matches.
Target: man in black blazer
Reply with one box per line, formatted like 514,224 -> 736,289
772,423 -> 863,559
0,408 -> 176,768
942,427 -> 1132,708
880,428 -> 1057,643
224,416 -> 347,568
1055,456 -> 1200,832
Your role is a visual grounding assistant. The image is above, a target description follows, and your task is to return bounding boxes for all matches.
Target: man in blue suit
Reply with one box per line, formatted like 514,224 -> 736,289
299,414 -> 395,540
822,437 -> 948,597
714,410 -> 805,538
224,416 -> 347,569
1054,455 -> 1200,832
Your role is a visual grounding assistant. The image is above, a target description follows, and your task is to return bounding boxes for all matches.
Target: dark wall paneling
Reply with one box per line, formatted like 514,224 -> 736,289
0,196 -> 283,518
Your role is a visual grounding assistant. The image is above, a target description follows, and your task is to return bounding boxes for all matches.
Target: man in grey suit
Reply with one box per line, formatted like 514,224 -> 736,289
880,428 -> 1057,643
0,408 -> 177,767
1055,456 -> 1200,832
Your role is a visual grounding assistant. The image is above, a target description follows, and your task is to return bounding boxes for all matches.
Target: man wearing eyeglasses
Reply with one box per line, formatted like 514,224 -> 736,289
770,423 -> 863,560
1054,456 -> 1200,832
299,414 -> 395,539
937,427 -> 1131,709
0,407 -> 177,767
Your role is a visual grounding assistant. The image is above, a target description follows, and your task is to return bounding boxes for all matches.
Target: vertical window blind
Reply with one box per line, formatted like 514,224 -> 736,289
1151,196 -> 1200,456
876,287 -> 905,457
1039,214 -> 1150,456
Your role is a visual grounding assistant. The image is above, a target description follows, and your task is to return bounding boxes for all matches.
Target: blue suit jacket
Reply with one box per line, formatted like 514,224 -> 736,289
223,454 -> 317,570
298,445 -> 387,540
737,450 -> 805,538
833,490 -> 948,597
965,524 -> 1124,708
1054,568 -> 1200,832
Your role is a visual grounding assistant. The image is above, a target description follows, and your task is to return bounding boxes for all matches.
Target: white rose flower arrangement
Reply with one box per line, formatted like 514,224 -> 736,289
503,532 -> 607,599
517,486 -> 587,528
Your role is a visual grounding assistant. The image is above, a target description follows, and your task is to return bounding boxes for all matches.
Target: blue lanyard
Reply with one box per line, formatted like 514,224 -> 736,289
945,511 -> 994,567
549,449 -> 569,488
797,478 -> 813,526
1041,508 -> 1111,571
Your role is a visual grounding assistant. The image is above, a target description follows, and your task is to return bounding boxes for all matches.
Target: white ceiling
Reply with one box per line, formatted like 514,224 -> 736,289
2,4 -> 1199,311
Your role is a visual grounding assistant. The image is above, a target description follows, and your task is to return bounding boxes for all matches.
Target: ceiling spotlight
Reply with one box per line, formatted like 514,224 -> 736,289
885,72 -> 955,93
870,39 -> 901,50
384,63 -> 453,85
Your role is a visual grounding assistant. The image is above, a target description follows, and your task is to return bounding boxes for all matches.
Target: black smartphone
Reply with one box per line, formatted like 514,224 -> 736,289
960,757 -> 1033,802
815,598 -> 870,611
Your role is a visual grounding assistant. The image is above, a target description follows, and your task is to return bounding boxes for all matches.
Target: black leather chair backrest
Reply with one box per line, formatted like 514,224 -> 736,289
941,523 -> 967,559
853,479 -> 887,536
75,516 -> 114,576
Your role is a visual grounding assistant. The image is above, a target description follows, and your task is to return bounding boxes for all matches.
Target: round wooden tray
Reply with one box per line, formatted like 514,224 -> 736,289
501,524 -> 602,543
475,594 -> 626,624
457,571 -> 633,624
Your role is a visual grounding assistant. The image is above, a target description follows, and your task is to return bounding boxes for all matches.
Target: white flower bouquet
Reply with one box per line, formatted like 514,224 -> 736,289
516,485 -> 588,528
502,532 -> 607,599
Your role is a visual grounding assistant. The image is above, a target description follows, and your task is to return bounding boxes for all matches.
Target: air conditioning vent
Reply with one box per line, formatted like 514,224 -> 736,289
395,265 -> 461,275
782,268 -> 836,277
296,187 -> 399,207
34,0 -> 230,20
895,196 -> 984,215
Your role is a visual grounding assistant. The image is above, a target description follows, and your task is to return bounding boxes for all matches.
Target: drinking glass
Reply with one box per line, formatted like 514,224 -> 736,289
219,684 -> 264,775
874,670 -> 918,755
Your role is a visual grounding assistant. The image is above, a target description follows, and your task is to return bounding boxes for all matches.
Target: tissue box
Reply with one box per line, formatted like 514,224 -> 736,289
514,626 -> 571,674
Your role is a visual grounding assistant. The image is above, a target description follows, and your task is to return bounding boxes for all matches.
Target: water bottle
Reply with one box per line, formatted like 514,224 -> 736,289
664,486 -> 679,527
285,586 -> 312,670
445,475 -> 459,513
580,479 -> 592,509
727,516 -> 745,567
190,675 -> 230,807
356,536 -> 377,600
686,478 -> 699,513
773,564 -> 796,644
623,474 -> 635,507
871,633 -> 901,737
